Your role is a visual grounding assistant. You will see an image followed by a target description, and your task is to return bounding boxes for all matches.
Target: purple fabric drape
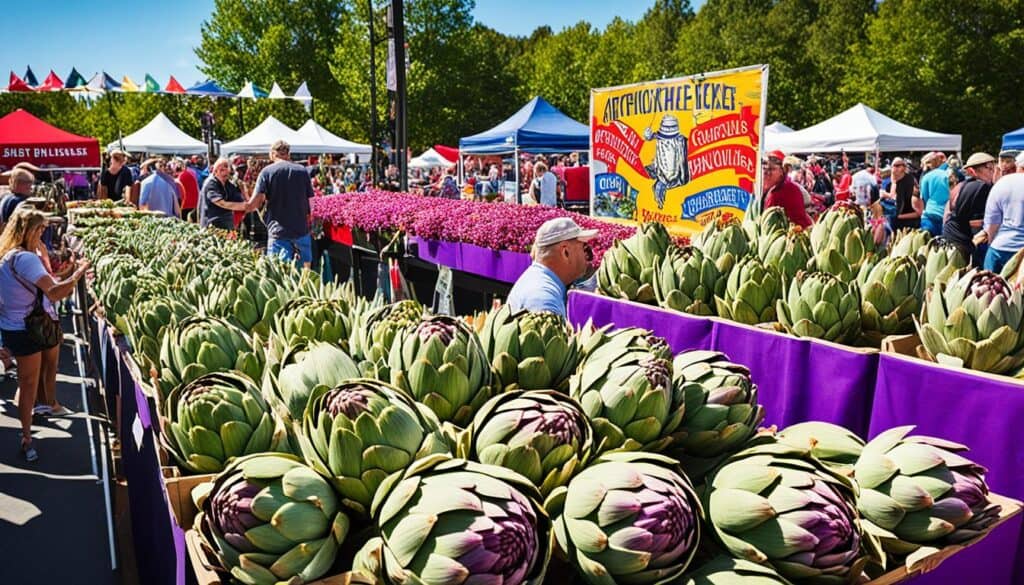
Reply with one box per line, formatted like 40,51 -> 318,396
869,353 -> 1024,584
568,291 -> 713,352
413,237 -> 531,283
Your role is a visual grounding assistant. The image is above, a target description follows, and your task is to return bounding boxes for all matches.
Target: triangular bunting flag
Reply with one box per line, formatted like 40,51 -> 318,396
64,67 -> 87,89
293,81 -> 313,101
7,72 -> 34,92
23,66 -> 39,87
144,74 -> 161,93
121,76 -> 140,92
268,82 -> 286,98
102,72 -> 122,91
237,80 -> 268,99
39,70 -> 64,91
165,75 -> 186,94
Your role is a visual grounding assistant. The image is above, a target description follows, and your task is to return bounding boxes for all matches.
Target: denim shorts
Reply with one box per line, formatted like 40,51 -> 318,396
267,234 -> 313,265
1,328 -> 60,357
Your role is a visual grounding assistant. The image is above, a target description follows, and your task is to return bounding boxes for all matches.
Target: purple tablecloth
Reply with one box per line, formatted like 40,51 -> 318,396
869,354 -> 1024,584
413,237 -> 531,283
568,291 -> 713,352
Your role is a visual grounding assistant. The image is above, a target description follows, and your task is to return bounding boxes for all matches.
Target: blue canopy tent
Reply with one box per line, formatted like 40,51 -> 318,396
1002,126 -> 1024,151
459,96 -> 589,202
185,80 -> 236,98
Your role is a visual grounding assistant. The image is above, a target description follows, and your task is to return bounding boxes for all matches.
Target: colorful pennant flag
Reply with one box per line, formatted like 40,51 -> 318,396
121,75 -> 140,92
7,72 -> 34,92
268,81 -> 286,98
23,66 -> 39,87
144,74 -> 161,93
64,67 -> 87,89
164,75 -> 186,94
38,70 -> 64,91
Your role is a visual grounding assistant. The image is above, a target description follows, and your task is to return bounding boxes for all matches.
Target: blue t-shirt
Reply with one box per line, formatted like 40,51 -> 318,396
254,161 -> 313,239
920,163 -> 950,220
506,262 -> 568,318
0,193 -> 27,224
985,173 -> 1024,253
0,250 -> 55,331
140,172 -> 180,218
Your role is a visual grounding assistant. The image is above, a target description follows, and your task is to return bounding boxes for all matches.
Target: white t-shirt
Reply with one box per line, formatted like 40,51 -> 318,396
533,172 -> 558,207
851,170 -> 876,207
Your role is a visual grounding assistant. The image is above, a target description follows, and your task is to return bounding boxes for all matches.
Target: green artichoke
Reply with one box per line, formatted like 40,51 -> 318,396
201,272 -> 291,337
268,297 -> 351,361
123,295 -> 192,371
744,206 -> 793,245
924,239 -> 969,286
597,223 -> 671,303
548,452 -> 702,585
758,227 -> 812,281
681,555 -> 793,585
262,341 -> 361,431
809,203 -> 875,282
889,228 -> 932,261
666,350 -> 764,481
157,316 -> 262,398
705,440 -> 882,583
475,305 -> 578,392
574,323 -> 673,364
854,425 -> 1002,555
776,421 -> 865,476
195,453 -> 350,585
693,218 -> 751,274
652,245 -> 719,316
860,256 -> 924,344
778,271 -> 862,344
370,455 -> 551,585
457,389 -> 594,497
299,378 -> 449,516
714,255 -> 783,325
349,299 -> 424,376
388,315 -> 493,426
916,268 -> 1024,373
570,335 -> 682,454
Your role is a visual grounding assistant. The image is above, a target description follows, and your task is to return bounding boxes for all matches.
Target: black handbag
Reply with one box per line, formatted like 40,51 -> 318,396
9,252 -> 62,348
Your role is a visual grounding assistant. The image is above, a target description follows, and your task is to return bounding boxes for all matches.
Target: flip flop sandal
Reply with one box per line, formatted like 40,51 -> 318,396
21,442 -> 38,463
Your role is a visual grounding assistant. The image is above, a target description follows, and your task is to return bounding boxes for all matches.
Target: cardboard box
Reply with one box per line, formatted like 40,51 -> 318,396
880,333 -> 932,362
162,467 -> 215,530
186,529 -> 375,585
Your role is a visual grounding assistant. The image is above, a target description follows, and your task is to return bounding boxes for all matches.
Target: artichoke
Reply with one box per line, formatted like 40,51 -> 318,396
924,239 -> 969,286
916,268 -> 1024,373
777,271 -> 862,344
714,255 -> 783,325
123,295 -> 192,371
597,223 -> 671,303
860,256 -> 924,345
570,334 -> 682,454
652,245 -> 719,316
776,421 -> 865,476
666,350 -> 764,482
809,203 -> 875,282
370,455 -> 551,585
759,206 -> 793,238
574,323 -> 673,364
705,440 -> 882,583
475,305 -> 578,392
854,425 -> 1002,555
268,296 -> 351,360
889,228 -> 933,261
195,453 -> 350,585
157,316 -> 262,398
164,372 -> 283,474
201,272 -> 292,338
681,555 -> 792,585
299,379 -> 449,516
388,315 -> 493,426
548,452 -> 702,585
457,389 -> 594,497
693,218 -> 751,274
349,299 -> 424,376
758,227 -> 812,281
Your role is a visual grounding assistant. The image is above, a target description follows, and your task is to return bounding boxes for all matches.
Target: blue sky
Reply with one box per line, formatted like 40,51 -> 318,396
4,1 -> 656,90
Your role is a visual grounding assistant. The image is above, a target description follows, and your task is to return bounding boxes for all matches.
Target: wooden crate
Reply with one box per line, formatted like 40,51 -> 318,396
162,467 -> 215,530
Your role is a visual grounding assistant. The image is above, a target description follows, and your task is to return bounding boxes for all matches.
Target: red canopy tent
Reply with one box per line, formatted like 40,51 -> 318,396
433,144 -> 459,163
0,109 -> 101,170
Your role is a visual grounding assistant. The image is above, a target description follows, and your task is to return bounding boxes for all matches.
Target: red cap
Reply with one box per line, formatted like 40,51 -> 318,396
767,150 -> 786,162
232,155 -> 245,166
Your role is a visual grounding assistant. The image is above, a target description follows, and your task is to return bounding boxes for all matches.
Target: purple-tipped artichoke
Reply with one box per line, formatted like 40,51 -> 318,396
704,439 -> 882,582
854,425 -> 1002,555
195,453 -> 349,585
548,451 -> 701,584
457,389 -> 595,497
370,455 -> 551,585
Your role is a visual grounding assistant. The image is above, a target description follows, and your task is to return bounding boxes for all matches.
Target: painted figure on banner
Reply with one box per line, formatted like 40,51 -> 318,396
644,114 -> 690,209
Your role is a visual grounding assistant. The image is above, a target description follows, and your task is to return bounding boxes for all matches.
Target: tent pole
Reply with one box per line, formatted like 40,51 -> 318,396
514,148 -> 520,205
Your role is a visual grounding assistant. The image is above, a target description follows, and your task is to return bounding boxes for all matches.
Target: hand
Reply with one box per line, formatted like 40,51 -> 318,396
972,231 -> 989,246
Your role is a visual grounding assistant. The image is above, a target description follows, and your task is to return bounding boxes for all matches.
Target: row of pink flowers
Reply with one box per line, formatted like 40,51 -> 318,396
311,190 -> 636,264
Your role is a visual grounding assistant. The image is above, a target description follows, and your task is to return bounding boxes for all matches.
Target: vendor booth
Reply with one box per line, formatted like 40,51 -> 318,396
764,103 -> 962,153
459,96 -> 589,202
0,108 -> 101,170
219,116 -> 309,154
410,147 -> 456,169
294,119 -> 371,158
1002,125 -> 1024,151
108,113 -> 207,155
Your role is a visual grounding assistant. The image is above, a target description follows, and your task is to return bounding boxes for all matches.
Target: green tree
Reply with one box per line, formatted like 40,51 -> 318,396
633,0 -> 695,81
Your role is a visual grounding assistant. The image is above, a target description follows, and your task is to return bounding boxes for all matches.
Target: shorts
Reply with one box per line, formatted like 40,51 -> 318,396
1,327 -> 61,357
267,234 -> 313,265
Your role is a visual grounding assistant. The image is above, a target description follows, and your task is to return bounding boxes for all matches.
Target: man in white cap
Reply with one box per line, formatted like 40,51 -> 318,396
982,152 -> 1024,272
506,217 -> 598,318
943,152 -> 996,266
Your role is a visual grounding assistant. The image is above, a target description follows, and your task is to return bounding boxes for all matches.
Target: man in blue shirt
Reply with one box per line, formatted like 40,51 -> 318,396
139,158 -> 181,218
249,140 -> 315,268
983,152 -> 1024,272
506,217 -> 598,318
919,152 -> 949,236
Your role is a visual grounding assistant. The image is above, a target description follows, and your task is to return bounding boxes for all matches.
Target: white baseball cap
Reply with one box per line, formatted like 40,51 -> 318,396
534,217 -> 599,247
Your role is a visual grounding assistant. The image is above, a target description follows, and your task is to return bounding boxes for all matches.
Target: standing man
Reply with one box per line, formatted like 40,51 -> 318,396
139,158 -> 181,218
850,163 -> 877,209
506,217 -> 597,318
529,162 -> 558,207
249,140 -> 314,268
200,158 -> 249,230
943,152 -> 996,266
761,150 -> 812,228
0,168 -> 34,226
175,159 -> 201,223
98,150 -> 134,201
885,157 -> 921,230
919,152 -> 949,236
982,152 -> 1024,272
996,150 -> 1019,182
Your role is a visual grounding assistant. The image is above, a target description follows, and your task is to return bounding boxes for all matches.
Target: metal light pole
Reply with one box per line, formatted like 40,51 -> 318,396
388,0 -> 408,191
368,0 -> 379,185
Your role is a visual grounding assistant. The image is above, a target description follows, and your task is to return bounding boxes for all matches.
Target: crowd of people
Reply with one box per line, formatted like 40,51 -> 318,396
411,151 -> 585,205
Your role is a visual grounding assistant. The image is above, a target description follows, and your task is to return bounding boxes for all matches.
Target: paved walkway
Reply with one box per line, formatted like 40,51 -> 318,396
0,326 -> 120,584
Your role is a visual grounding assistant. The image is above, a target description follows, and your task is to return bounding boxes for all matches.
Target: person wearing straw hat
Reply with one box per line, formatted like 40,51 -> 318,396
943,152 -> 996,265
506,217 -> 598,318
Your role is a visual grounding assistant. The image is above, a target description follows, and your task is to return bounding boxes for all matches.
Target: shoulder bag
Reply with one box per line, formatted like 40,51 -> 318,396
8,251 -> 62,348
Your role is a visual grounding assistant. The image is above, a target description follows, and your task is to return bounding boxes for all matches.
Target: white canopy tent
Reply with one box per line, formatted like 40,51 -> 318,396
765,121 -> 794,135
220,116 -> 311,154
295,120 -> 371,157
409,147 -> 456,169
107,112 -> 207,155
765,103 -> 961,153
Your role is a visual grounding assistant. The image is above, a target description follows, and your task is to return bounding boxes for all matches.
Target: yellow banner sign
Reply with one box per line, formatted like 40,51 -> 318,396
589,65 -> 768,234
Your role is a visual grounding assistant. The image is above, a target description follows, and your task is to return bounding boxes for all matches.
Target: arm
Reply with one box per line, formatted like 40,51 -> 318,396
36,261 -> 88,303
139,180 -> 152,211
210,183 -> 249,211
984,187 -> 1002,240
